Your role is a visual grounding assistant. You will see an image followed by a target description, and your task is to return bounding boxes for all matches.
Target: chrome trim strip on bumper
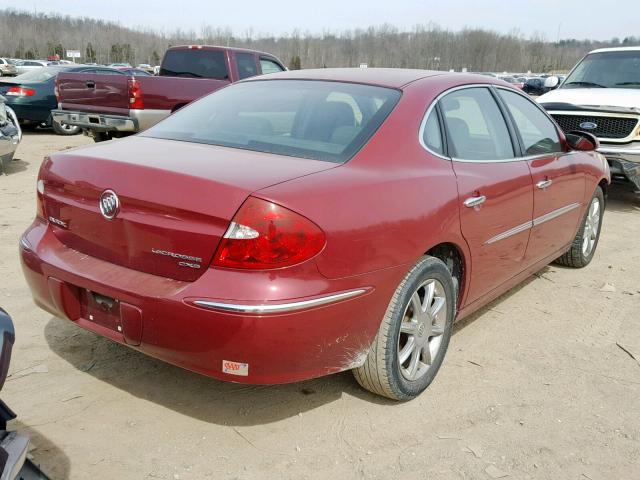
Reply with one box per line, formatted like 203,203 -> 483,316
485,202 -> 581,245
193,289 -> 368,314
533,202 -> 581,226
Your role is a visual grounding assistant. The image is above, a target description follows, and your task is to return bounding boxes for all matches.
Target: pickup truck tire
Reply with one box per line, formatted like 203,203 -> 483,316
353,256 -> 455,401
51,120 -> 80,136
554,186 -> 604,268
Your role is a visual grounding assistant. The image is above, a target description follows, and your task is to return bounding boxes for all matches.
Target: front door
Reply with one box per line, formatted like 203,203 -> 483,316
439,87 -> 534,305
495,88 -> 585,263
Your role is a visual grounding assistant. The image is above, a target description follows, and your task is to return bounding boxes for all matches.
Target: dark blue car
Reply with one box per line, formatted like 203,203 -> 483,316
0,65 -> 128,135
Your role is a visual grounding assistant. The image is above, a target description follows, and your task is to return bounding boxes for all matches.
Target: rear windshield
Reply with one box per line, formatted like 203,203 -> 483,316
14,67 -> 68,82
141,80 -> 401,163
160,49 -> 228,79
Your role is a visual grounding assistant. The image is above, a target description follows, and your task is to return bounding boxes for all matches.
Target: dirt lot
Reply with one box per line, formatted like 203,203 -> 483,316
1,131 -> 639,480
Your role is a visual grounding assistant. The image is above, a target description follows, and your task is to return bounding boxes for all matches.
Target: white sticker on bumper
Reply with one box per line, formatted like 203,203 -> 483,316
222,360 -> 249,376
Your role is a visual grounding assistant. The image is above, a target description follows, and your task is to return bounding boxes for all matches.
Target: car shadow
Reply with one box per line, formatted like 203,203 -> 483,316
1,158 -> 29,175
44,316 -> 394,428
453,273 -> 538,334
9,419 -> 70,479
605,185 -> 640,213
43,271 -> 548,426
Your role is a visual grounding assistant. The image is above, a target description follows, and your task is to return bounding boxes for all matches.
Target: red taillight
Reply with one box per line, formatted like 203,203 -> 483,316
128,78 -> 144,109
6,86 -> 35,97
213,197 -> 326,269
54,78 -> 60,102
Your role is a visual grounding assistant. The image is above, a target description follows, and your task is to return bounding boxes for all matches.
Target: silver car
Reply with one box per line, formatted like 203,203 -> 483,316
13,60 -> 48,75
0,95 -> 22,174
0,58 -> 18,77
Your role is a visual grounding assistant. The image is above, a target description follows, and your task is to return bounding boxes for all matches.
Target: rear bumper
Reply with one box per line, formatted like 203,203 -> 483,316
20,220 -> 402,384
51,108 -> 169,134
598,143 -> 640,189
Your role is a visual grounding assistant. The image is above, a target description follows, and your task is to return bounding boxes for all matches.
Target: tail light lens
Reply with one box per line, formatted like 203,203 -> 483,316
6,87 -> 35,97
213,197 -> 326,269
128,78 -> 144,109
54,78 -> 60,102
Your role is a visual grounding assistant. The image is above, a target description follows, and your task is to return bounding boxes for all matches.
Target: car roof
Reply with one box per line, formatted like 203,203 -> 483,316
589,46 -> 640,54
242,68 -> 459,88
167,45 -> 281,59
242,68 -> 510,89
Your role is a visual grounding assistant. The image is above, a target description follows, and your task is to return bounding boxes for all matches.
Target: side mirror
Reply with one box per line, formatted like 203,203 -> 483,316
544,76 -> 559,89
566,130 -> 599,152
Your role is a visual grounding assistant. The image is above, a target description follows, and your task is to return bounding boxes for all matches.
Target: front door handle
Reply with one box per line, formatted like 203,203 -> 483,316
536,179 -> 552,190
85,81 -> 95,89
463,195 -> 486,208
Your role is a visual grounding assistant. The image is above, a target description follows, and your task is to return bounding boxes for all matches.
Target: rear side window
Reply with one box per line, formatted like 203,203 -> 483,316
142,80 -> 401,163
440,88 -> 514,161
160,50 -> 228,79
422,110 -> 444,155
260,58 -> 284,74
236,53 -> 258,80
498,89 -> 562,155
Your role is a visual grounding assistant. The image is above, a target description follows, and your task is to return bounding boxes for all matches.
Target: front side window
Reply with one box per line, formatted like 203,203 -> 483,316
142,80 -> 401,163
260,58 -> 284,75
440,87 -> 514,161
236,53 -> 258,80
498,89 -> 562,155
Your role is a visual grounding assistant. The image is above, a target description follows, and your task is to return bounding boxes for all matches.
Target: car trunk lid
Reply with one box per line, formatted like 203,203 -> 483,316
41,136 -> 337,281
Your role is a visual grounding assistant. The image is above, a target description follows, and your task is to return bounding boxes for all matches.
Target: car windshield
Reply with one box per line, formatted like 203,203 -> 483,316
141,80 -> 401,163
563,50 -> 640,88
13,66 -> 68,82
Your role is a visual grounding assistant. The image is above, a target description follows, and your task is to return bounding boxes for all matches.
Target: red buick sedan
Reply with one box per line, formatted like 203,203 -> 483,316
20,69 -> 610,400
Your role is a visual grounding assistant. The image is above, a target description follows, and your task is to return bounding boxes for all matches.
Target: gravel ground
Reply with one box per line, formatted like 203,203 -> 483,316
1,131 -> 639,480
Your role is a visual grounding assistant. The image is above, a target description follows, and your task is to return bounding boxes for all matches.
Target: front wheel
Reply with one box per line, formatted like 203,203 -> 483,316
555,186 -> 604,268
353,256 -> 455,401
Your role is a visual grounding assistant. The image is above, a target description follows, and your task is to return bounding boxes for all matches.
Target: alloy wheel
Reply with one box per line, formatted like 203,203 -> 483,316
397,279 -> 447,381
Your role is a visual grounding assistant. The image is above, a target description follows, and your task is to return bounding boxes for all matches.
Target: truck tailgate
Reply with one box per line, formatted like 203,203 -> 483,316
57,72 -> 130,115
132,76 -> 231,110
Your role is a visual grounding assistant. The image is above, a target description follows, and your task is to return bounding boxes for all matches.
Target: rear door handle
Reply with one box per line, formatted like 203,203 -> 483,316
463,195 -> 486,208
536,179 -> 552,189
85,81 -> 95,89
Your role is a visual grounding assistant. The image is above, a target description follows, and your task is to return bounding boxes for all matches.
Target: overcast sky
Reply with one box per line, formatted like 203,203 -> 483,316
7,0 -> 638,41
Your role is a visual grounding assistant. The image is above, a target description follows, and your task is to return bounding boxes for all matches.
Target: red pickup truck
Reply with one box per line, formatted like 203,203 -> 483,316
51,45 -> 286,141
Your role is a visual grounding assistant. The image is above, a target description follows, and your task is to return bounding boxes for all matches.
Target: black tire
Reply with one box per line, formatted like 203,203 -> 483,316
555,186 -> 604,268
353,256 -> 455,401
51,120 -> 81,136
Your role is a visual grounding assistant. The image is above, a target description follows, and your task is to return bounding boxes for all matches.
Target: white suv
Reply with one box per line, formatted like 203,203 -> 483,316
538,46 -> 640,190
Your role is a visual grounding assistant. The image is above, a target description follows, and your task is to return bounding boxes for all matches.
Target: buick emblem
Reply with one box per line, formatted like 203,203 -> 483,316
99,189 -> 120,219
579,121 -> 598,130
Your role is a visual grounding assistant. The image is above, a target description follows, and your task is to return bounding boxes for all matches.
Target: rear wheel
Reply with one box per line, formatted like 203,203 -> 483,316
51,120 -> 81,136
353,256 -> 455,400
555,186 -> 604,268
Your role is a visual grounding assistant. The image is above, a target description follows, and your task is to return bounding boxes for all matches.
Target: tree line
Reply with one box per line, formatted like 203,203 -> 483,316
1,8 -> 637,72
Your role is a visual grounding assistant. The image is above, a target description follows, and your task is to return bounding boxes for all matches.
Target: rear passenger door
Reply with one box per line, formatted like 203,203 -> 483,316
437,87 -> 534,304
496,88 -> 585,263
